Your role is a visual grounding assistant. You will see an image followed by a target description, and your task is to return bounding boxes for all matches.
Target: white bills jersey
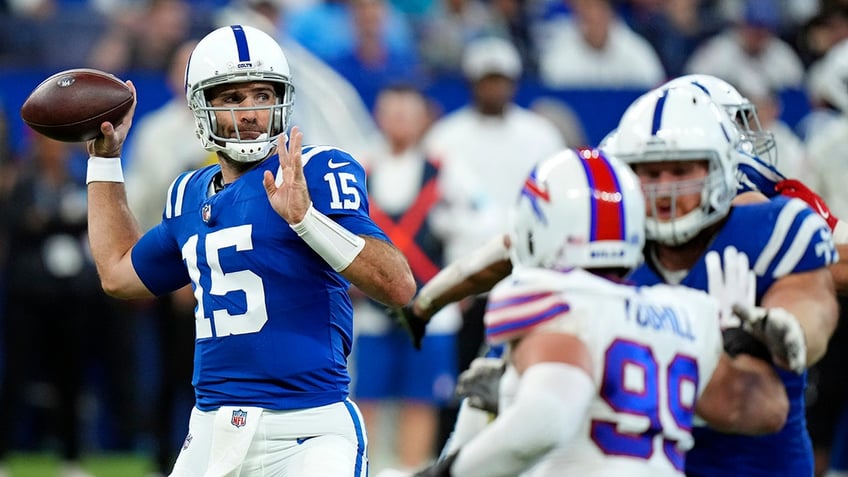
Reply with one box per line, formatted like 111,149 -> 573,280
484,267 -> 723,476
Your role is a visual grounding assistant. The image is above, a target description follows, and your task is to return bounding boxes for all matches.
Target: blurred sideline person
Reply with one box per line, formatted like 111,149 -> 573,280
421,36 -> 565,446
122,40 -> 210,477
352,85 -> 458,474
412,148 -> 790,476
0,135 -> 136,477
84,24 -> 415,476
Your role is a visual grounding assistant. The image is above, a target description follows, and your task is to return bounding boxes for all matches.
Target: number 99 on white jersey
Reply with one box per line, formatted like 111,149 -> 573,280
484,267 -> 723,476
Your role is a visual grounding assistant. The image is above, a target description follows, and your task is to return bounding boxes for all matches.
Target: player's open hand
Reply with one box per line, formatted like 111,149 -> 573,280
87,80 -> 137,158
263,126 -> 310,224
705,246 -> 756,329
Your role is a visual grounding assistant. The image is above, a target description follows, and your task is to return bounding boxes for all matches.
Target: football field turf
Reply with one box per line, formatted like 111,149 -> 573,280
4,453 -> 152,477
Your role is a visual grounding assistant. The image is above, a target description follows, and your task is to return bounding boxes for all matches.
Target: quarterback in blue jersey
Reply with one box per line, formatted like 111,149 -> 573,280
611,85 -> 838,477
83,25 -> 415,476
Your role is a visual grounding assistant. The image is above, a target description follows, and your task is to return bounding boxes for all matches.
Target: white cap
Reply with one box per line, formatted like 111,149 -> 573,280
461,36 -> 522,81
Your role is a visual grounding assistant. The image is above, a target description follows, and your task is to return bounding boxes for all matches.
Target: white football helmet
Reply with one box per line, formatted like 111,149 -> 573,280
613,86 -> 739,246
185,24 -> 295,163
664,74 -> 777,166
509,148 -> 645,271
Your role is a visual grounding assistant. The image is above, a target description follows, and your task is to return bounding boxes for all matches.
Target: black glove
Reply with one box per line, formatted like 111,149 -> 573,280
387,304 -> 427,350
722,327 -> 771,361
413,452 -> 458,477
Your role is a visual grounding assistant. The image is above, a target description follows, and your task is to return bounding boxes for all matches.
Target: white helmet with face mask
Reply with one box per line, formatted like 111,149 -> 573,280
185,24 -> 295,163
664,74 -> 776,166
612,86 -> 740,246
509,148 -> 646,271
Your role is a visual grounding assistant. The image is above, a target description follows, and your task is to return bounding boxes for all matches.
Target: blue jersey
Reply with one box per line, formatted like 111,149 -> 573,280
628,197 -> 838,477
736,151 -> 785,197
130,145 -> 388,411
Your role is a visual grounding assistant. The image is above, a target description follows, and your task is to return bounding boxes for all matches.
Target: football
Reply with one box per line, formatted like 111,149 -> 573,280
20,68 -> 133,143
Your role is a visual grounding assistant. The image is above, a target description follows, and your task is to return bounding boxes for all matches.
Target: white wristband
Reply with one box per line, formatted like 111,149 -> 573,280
833,219 -> 848,245
290,204 -> 365,272
86,156 -> 124,184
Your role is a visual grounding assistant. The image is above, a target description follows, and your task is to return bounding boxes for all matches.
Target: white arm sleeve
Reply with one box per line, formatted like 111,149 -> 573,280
416,234 -> 510,311
450,362 -> 594,477
440,398 -> 494,458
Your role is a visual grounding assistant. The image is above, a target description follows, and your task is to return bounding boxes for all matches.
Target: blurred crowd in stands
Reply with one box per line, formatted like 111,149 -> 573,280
2,0 -> 848,476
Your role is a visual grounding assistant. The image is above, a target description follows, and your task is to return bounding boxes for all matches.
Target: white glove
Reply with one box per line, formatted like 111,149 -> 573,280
732,304 -> 807,374
705,246 -> 756,329
455,357 -> 506,415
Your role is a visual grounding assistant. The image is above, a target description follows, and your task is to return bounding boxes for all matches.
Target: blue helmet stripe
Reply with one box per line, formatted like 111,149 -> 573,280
230,25 -> 250,62
690,81 -> 710,96
651,91 -> 668,135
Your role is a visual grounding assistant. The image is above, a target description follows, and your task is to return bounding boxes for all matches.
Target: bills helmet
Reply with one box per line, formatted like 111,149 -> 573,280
509,148 -> 645,271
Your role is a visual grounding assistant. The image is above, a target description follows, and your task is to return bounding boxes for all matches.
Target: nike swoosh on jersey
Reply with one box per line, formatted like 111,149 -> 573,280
296,436 -> 317,445
328,159 -> 351,169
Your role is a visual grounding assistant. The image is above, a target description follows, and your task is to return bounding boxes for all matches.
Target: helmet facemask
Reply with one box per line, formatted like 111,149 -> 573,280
664,74 -> 777,166
189,79 -> 294,163
729,103 -> 777,167
614,86 -> 739,247
637,153 -> 734,246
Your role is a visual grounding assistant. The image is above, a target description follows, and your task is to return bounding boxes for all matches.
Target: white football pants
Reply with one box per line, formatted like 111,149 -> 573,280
169,399 -> 368,477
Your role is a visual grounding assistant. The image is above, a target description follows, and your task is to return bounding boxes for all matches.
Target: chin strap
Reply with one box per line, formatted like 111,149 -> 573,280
222,133 -> 276,163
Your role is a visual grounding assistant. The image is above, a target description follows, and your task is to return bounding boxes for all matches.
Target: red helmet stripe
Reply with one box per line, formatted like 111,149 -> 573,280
578,148 -> 625,241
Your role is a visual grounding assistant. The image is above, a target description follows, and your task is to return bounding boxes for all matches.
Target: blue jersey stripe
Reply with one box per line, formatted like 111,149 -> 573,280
165,170 -> 197,219
753,199 -> 806,275
486,303 -> 570,338
174,170 -> 196,218
774,211 -> 829,277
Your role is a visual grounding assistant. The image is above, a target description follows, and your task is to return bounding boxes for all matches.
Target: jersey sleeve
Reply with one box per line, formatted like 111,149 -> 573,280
735,151 -> 785,197
484,268 -> 573,345
748,197 -> 838,279
131,222 -> 191,295
301,146 -> 390,241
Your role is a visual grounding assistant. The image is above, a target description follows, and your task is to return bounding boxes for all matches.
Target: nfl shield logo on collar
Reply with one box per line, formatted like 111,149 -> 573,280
231,409 -> 248,428
202,203 -> 212,223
